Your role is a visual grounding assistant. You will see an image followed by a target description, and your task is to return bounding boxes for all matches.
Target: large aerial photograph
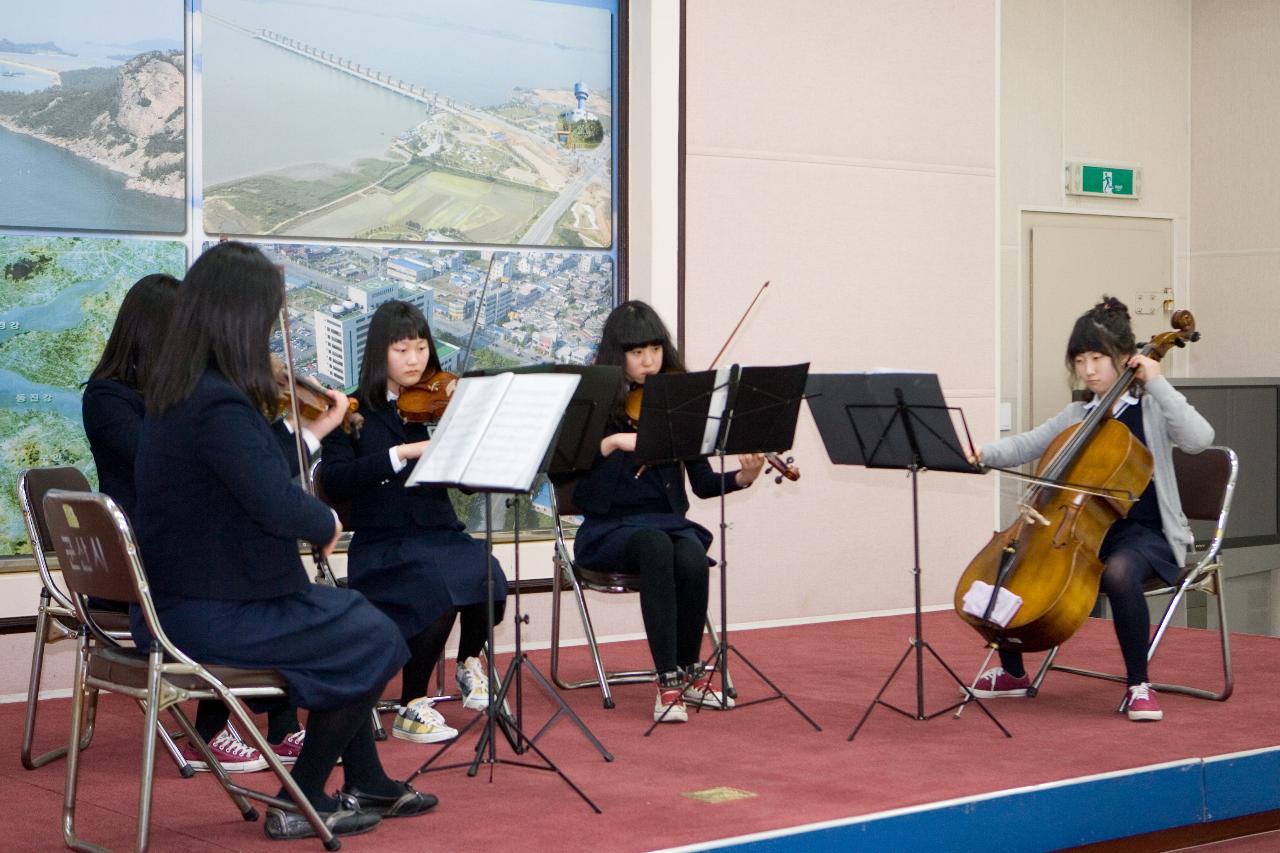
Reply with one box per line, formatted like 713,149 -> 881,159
0,1 -> 185,232
201,0 -> 613,247
0,236 -> 186,554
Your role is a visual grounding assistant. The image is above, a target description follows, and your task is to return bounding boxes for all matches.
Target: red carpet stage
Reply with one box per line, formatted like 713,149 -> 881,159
2,611 -> 1278,851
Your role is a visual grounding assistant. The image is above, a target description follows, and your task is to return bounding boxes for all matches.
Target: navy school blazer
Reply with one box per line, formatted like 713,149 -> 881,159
318,396 -> 463,533
133,369 -> 335,600
83,378 -> 308,522
567,425 -> 746,518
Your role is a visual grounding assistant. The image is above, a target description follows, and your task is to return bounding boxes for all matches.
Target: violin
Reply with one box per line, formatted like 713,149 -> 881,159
396,367 -> 459,425
272,358 -> 363,437
952,310 -> 1201,653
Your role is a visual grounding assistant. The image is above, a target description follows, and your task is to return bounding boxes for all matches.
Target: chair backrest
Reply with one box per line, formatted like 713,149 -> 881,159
1171,446 -> 1237,564
18,466 -> 92,608
42,490 -> 141,631
310,458 -> 353,530
1172,446 -> 1237,522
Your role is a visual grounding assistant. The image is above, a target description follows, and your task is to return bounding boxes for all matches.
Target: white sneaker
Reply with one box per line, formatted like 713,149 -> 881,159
455,656 -> 490,711
683,675 -> 735,709
392,697 -> 458,743
653,687 -> 688,723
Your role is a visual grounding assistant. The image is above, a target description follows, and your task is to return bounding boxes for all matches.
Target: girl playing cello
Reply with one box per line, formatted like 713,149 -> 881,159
968,297 -> 1213,721
569,300 -> 776,723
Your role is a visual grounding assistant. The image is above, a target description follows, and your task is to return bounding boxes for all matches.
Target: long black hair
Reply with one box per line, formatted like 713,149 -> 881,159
146,241 -> 283,418
89,273 -> 180,390
594,300 -> 685,420
358,300 -> 441,412
1065,295 -> 1138,398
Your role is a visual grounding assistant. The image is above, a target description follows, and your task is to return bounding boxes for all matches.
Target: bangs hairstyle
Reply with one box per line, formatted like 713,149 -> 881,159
1065,295 -> 1137,367
146,241 -> 284,418
594,300 -> 685,374
595,300 -> 685,422
89,272 -> 180,390
358,300 -> 441,411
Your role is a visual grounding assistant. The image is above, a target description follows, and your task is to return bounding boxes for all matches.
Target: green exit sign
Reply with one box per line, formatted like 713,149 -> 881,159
1066,161 -> 1142,199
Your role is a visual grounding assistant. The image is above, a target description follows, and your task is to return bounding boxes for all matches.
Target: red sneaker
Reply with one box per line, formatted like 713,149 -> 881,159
1126,683 -> 1163,721
270,729 -> 305,764
182,728 -> 267,773
969,667 -> 1031,698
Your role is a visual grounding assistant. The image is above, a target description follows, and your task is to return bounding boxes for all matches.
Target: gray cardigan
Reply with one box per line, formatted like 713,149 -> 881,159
981,375 -> 1214,568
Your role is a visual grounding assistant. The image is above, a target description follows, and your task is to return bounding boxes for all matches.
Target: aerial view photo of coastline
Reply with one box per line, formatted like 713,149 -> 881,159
201,0 -> 613,247
0,1 -> 185,232
0,236 -> 186,554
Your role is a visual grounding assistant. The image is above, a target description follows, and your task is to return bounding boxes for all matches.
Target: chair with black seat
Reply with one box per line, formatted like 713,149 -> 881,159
1032,445 -> 1238,705
44,488 -> 340,852
18,466 -> 190,776
548,480 -> 730,709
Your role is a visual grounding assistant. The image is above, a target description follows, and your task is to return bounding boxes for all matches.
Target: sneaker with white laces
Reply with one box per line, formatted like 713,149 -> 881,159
653,687 -> 688,723
683,674 -> 735,709
455,656 -> 490,712
967,666 -> 1032,699
182,727 -> 268,773
270,729 -> 305,764
392,697 -> 459,743
1126,683 -> 1163,721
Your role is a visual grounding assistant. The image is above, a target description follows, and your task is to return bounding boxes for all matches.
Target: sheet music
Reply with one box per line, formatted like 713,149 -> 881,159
461,373 -> 579,491
407,372 -> 580,492
407,373 -> 513,486
700,366 -> 732,455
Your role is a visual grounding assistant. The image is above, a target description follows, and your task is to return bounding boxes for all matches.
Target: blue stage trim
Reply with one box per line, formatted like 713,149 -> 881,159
700,748 -> 1280,852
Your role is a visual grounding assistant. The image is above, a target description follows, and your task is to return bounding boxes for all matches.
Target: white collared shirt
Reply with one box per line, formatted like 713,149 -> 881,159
1083,390 -> 1140,418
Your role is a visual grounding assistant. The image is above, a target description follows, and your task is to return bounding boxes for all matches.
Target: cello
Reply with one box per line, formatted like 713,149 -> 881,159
953,310 -> 1201,653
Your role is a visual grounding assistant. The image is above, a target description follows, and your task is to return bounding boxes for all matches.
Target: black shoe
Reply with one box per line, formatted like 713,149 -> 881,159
340,782 -> 438,818
264,805 -> 381,840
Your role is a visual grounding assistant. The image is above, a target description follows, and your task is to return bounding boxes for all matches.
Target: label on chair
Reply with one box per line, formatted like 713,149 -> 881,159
962,580 -> 1023,628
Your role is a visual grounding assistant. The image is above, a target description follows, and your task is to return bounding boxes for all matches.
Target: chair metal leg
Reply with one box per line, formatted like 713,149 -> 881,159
61,632 -> 98,853
22,596 -> 83,770
167,705 -> 256,820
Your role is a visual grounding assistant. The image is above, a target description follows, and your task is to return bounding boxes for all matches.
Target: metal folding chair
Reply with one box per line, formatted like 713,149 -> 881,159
44,488 -> 341,852
547,481 -> 729,709
18,467 -> 190,776
1031,446 -> 1238,705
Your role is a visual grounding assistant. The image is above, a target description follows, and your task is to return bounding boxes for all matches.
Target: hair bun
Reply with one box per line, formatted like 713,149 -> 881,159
1096,295 -> 1129,315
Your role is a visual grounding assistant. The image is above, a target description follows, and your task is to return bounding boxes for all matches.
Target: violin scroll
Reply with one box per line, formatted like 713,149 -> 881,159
765,453 -> 799,484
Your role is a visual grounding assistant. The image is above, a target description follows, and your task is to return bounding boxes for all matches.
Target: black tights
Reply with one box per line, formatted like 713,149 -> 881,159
399,601 -> 506,704
624,528 -> 710,677
1000,550 -> 1155,686
286,691 -> 399,811
194,699 -> 298,745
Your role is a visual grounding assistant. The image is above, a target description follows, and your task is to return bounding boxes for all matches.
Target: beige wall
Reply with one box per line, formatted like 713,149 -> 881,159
682,1 -> 998,617
1000,0 -> 1193,435
1189,0 -> 1280,377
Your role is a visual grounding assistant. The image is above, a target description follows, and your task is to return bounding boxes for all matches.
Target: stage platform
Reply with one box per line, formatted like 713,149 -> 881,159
2,610 -> 1277,852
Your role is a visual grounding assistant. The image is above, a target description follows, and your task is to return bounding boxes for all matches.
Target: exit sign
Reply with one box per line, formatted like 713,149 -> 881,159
1066,161 -> 1142,199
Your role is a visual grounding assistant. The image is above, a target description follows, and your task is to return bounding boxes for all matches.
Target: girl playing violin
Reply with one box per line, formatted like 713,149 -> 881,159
83,272 -> 339,774
968,297 -> 1213,721
319,299 -> 506,743
134,242 -> 433,840
570,300 -> 771,723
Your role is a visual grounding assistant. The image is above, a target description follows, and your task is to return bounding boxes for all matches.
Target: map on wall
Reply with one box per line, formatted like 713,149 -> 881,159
0,0 -> 186,233
0,236 -> 187,555
201,0 -> 613,247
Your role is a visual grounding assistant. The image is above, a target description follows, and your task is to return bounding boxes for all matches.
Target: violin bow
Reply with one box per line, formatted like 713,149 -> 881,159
277,283 -> 339,586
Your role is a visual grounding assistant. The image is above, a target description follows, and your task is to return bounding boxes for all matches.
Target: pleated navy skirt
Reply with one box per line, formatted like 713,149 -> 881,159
573,512 -> 714,572
346,528 -> 507,640
130,584 -> 408,712
1100,519 -> 1180,586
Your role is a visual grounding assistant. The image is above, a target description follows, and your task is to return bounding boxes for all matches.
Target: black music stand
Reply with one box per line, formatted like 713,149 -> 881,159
636,364 -> 822,734
406,370 -> 615,813
804,372 -> 1011,741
